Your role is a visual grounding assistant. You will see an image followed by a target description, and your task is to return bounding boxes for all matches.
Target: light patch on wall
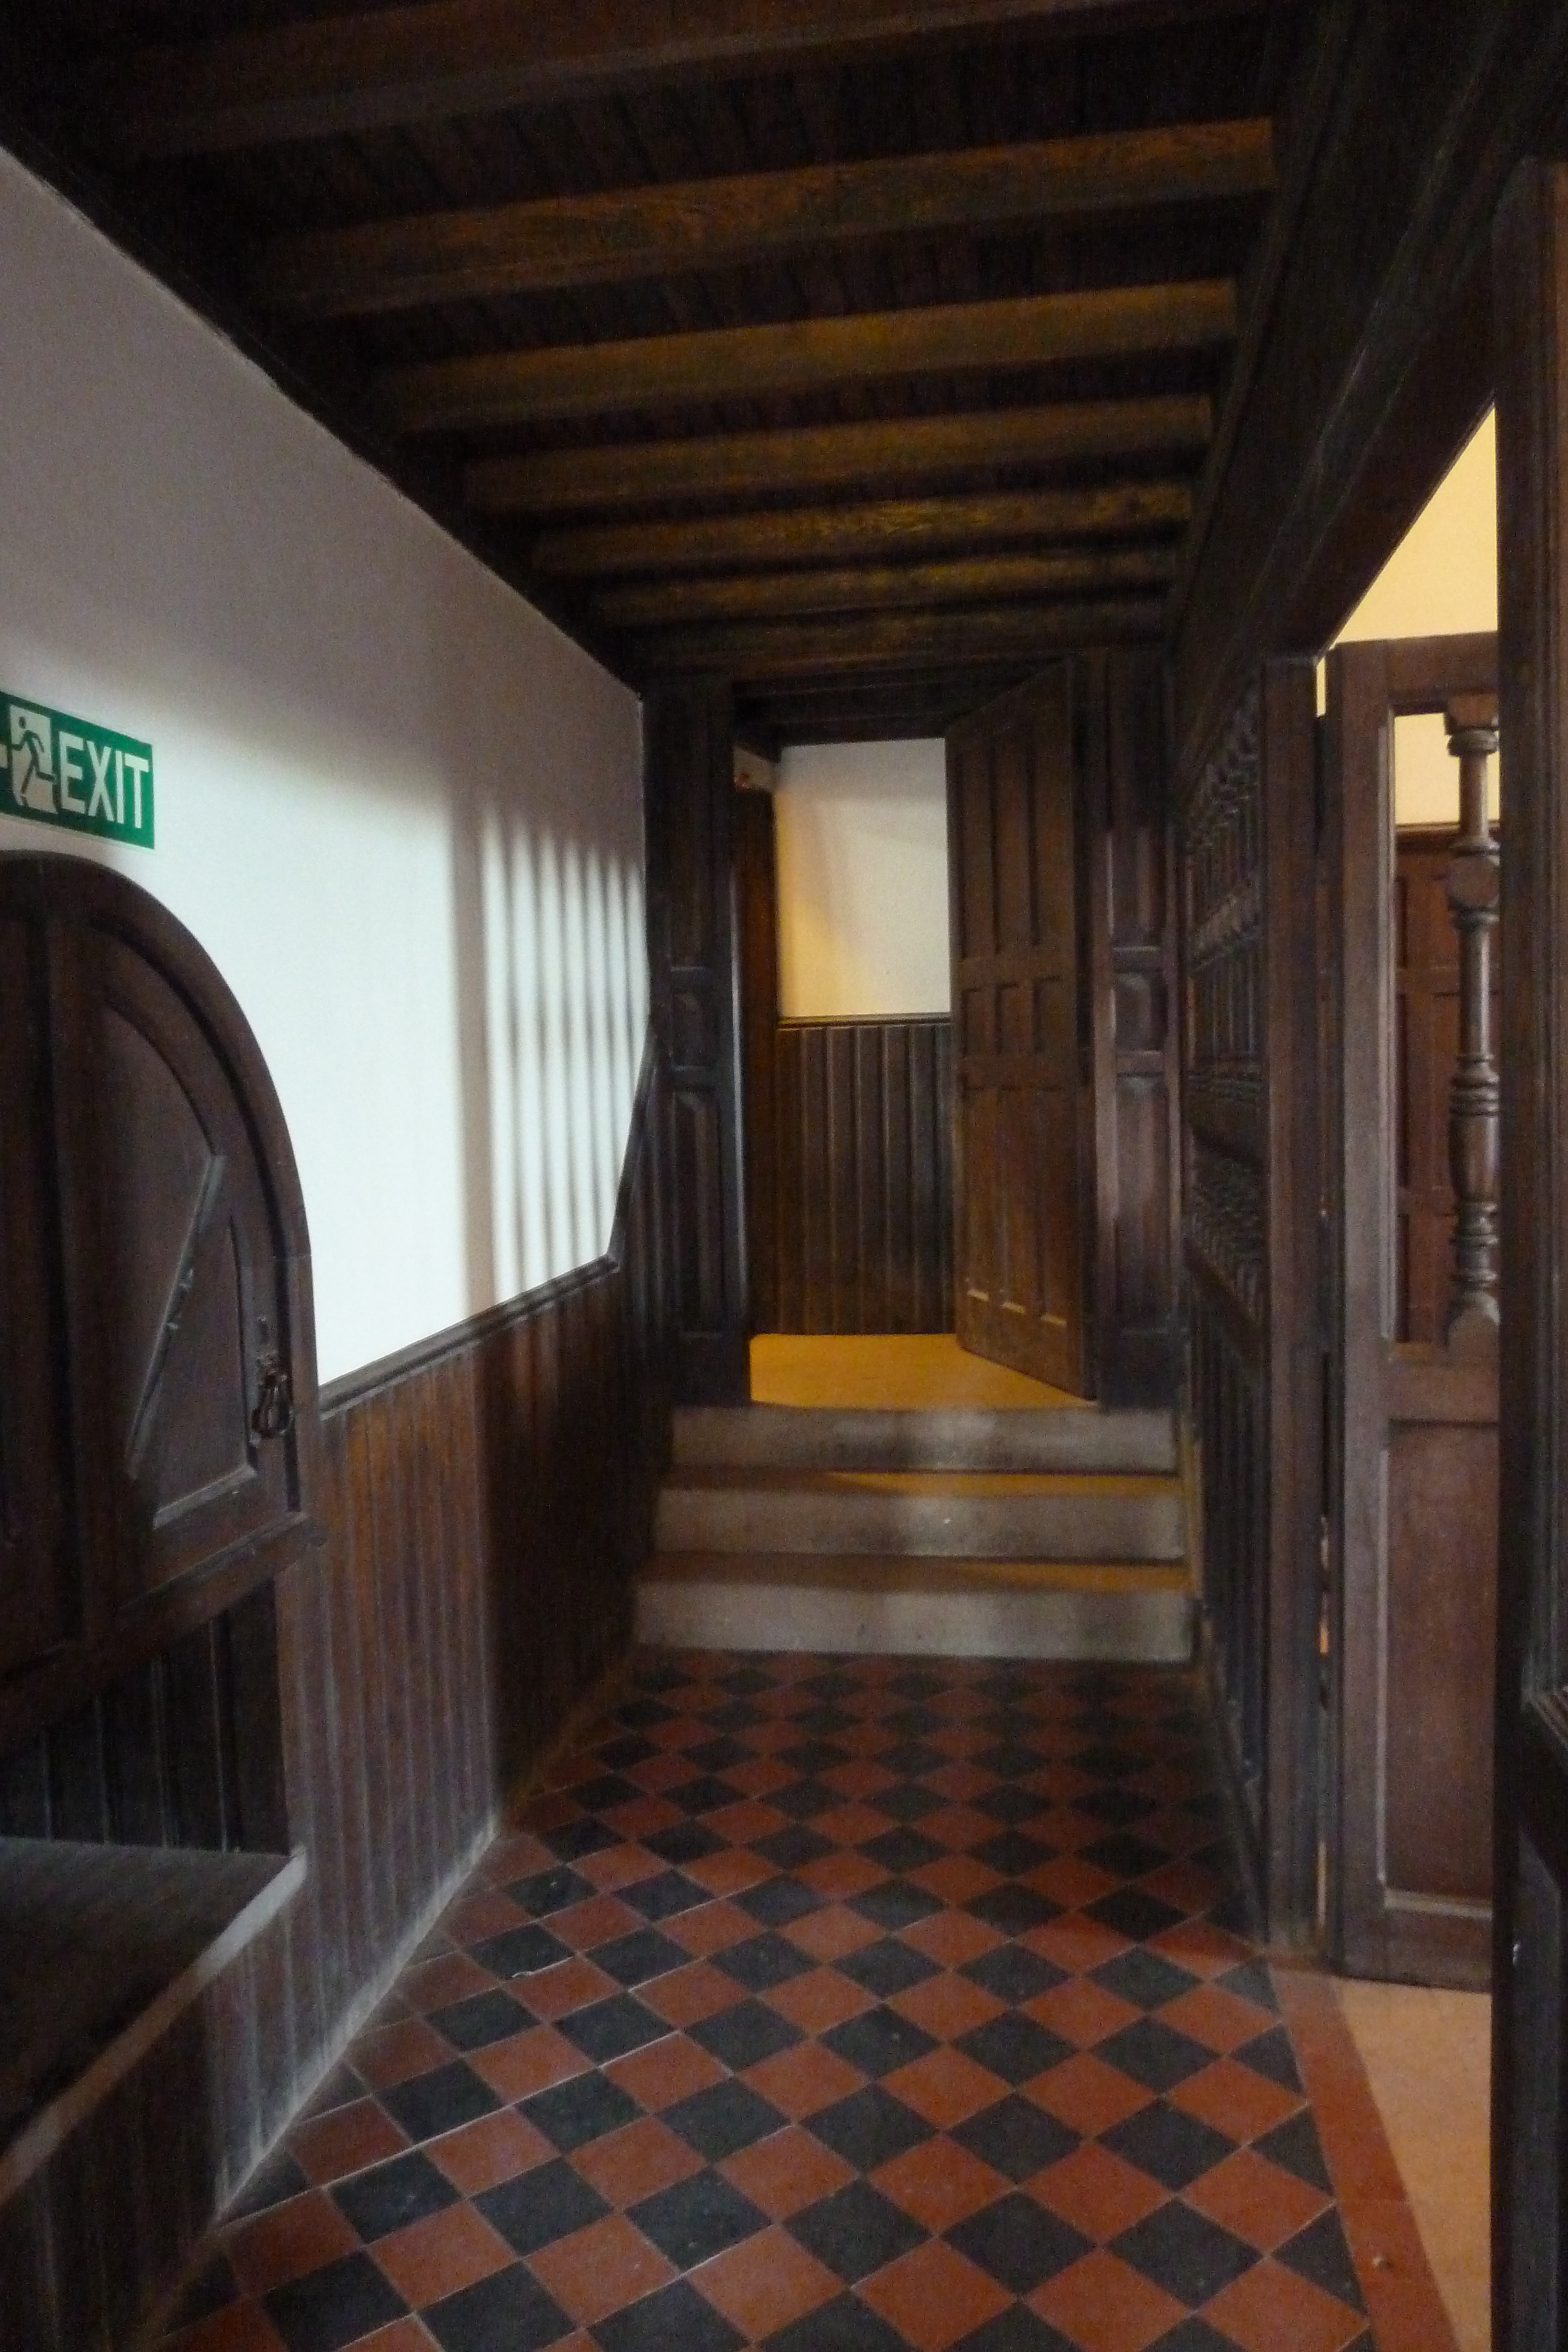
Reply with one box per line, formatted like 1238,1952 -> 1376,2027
1336,410 -> 1497,646
0,146 -> 647,1385
1393,711 -> 1502,828
775,739 -> 951,1019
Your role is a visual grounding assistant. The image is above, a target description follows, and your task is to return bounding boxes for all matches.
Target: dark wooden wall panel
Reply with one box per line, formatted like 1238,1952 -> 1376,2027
1,1044 -> 676,2352
770,1017 -> 954,1335
1179,661 -> 1321,1943
1087,647 -> 1182,1405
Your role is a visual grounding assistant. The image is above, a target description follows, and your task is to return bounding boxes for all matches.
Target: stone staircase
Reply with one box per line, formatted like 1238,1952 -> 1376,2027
636,1403 -> 1191,1663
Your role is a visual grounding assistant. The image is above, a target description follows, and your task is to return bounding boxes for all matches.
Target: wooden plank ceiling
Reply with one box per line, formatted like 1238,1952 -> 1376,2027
8,0 -> 1303,748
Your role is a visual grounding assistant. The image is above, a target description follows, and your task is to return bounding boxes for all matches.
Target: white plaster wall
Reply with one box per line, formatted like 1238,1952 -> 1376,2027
0,149 -> 647,1383
1332,411 -> 1499,826
774,740 -> 951,1018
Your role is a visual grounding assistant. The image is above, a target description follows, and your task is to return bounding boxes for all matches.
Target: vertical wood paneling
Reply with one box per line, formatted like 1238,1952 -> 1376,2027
768,1017 -> 954,1335
6,1041 -> 677,2352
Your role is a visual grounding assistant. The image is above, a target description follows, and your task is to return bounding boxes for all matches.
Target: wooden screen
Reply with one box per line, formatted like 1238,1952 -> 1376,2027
948,666 -> 1089,1394
1179,664 -> 1320,1940
1325,632 -> 1498,1989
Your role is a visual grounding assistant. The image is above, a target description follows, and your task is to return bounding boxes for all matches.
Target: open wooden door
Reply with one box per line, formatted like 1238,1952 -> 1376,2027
947,667 -> 1092,1394
1493,159 -> 1568,2345
1324,632 -> 1499,1992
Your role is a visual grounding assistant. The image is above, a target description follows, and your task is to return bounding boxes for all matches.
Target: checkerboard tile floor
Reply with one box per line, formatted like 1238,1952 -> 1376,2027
161,1657 -> 1382,2352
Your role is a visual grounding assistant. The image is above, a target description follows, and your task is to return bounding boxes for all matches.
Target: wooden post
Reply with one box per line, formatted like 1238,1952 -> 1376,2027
1443,690 -> 1501,1352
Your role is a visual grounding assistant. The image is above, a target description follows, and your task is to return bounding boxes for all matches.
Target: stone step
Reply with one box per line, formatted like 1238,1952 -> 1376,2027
672,1404 -> 1176,1475
636,1552 -> 1192,1664
653,1467 -> 1185,1563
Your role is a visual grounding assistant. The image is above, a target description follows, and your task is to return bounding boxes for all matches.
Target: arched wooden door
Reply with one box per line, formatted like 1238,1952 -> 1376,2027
0,854 -> 316,1762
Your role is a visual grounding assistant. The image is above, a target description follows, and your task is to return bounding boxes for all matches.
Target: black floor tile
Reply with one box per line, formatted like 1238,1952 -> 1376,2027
1253,2109 -> 1333,2194
618,1870 -> 710,1922
954,2014 -> 1072,2086
1090,1950 -> 1199,2012
1078,1832 -> 1171,1878
430,1989 -> 533,2051
714,1932 -> 814,1992
849,1882 -> 942,1933
423,2261 -> 571,2352
787,2179 -> 925,2282
559,1993 -> 668,2063
1215,1959 -> 1279,2014
838,1937 -> 941,1998
823,2005 -> 939,2080
1233,2024 -> 1302,2092
477,2158 -> 611,2256
1145,2324 -> 1248,2352
972,1789 -> 1051,1826
1275,2208 -> 1366,2310
378,2061 -> 500,2144
1084,1888 -> 1186,1942
586,1929 -> 689,1987
969,1832 -> 1057,1877
947,2193 -> 1091,2294
520,2072 -> 642,2153
503,1863 -> 594,1919
663,2078 -> 787,2160
643,1822 -> 727,1865
1111,2203 -> 1258,2306
226,2149 -> 309,2220
1095,2018 -> 1216,2094
1101,2101 -> 1236,2191
961,1947 -> 1067,2006
769,1779 -> 838,1820
952,2096 -> 1079,2182
764,2292 -> 911,2352
738,1876 -> 827,1927
332,2150 -> 460,2242
470,1923 -> 573,1980
805,2085 -> 934,2172
596,2277 -> 745,2352
691,1997 -> 802,2072
874,1785 -> 945,1823
666,1775 -> 745,1815
541,1818 -> 618,1862
263,2255 -> 406,2352
753,1826 -> 837,1869
952,2308 -> 1079,2352
858,1828 -> 946,1875
964,1887 -> 1061,1936
629,2169 -> 769,2269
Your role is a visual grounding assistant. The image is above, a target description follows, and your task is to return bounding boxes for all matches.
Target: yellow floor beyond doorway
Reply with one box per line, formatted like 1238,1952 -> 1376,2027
750,1332 -> 1092,1410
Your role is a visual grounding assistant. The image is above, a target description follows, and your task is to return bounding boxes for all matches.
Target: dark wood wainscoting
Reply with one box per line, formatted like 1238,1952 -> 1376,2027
770,1017 -> 954,1335
1179,662 -> 1321,1943
0,1045 -> 675,2352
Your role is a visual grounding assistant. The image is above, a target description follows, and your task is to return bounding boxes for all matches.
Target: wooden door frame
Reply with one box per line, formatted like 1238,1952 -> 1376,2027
1493,156 -> 1568,2345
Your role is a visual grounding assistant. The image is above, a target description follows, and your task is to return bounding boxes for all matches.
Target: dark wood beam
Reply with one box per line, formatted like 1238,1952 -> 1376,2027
103,0 -> 1270,159
256,122 -> 1272,318
379,279 -> 1236,433
466,395 -> 1211,516
635,597 -> 1164,676
536,480 -> 1191,577
596,545 -> 1176,623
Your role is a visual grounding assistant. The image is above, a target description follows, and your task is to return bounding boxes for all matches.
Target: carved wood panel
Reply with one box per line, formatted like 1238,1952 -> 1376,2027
1179,663 -> 1320,1941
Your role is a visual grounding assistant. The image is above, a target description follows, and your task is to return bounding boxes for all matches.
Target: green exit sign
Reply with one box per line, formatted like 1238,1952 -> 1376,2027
0,691 -> 155,849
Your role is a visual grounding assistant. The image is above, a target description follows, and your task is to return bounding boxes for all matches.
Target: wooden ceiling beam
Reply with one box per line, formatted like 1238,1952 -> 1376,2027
103,0 -> 1271,159
535,480 -> 1191,577
379,278 -> 1236,433
636,597 -> 1165,677
466,395 -> 1211,516
255,122 -> 1273,318
595,544 -> 1176,623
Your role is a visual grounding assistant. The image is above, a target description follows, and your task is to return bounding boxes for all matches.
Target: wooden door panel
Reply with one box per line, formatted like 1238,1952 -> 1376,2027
948,667 -> 1091,1396
1384,1421 -> 1497,1900
89,940 -> 296,1608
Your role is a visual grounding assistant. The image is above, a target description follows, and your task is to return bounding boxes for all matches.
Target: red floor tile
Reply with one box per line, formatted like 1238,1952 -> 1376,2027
155,1658 -> 1437,2352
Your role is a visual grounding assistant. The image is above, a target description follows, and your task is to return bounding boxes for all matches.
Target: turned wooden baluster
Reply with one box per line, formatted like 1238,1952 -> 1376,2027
1443,690 -> 1500,1352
